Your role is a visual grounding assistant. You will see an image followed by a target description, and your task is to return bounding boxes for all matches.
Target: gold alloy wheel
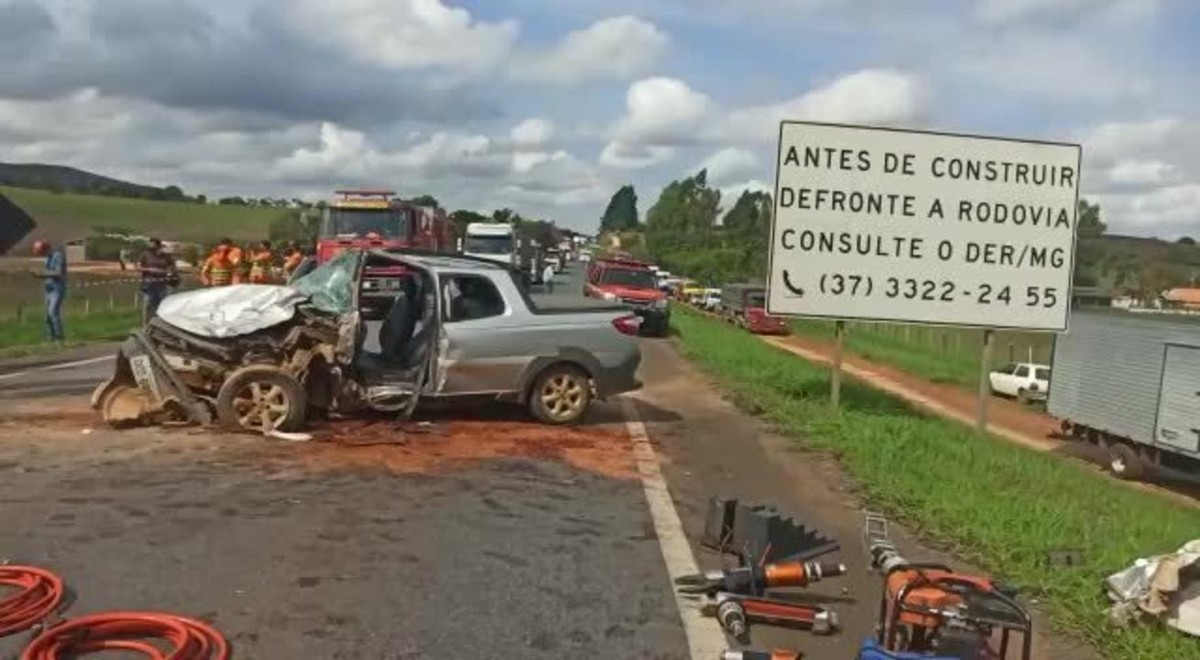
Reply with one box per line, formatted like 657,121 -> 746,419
539,373 -> 587,422
232,381 -> 291,431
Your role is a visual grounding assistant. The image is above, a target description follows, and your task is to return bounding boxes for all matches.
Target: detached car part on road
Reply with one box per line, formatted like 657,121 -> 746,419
93,250 -> 643,433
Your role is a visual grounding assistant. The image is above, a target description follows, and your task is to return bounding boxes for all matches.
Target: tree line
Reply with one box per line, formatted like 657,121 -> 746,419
600,173 -> 1200,298
599,171 -> 773,286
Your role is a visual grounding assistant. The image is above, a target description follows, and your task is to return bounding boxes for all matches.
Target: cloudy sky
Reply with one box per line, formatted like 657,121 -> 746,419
1,0 -> 1198,236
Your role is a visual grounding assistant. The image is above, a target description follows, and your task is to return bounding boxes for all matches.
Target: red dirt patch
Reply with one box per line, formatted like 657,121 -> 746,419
283,418 -> 636,479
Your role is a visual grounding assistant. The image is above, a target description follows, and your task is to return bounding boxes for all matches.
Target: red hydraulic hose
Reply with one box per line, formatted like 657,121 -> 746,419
21,611 -> 230,660
0,566 -> 65,637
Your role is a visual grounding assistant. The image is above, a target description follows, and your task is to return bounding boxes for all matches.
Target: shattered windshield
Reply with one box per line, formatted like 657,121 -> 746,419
292,249 -> 358,314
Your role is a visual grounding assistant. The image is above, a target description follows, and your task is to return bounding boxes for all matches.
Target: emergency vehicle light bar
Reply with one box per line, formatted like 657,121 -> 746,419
335,189 -> 396,200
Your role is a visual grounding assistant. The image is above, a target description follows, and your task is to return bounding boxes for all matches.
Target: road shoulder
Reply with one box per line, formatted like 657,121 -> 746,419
633,337 -> 1099,660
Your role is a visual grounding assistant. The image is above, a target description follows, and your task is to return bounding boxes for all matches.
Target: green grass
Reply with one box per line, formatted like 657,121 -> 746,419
789,319 -> 1055,389
2,185 -> 285,244
0,309 -> 138,354
673,308 -> 1200,660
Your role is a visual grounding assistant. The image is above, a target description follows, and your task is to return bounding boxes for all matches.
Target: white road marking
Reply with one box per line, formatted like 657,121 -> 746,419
0,355 -> 114,383
621,396 -> 727,659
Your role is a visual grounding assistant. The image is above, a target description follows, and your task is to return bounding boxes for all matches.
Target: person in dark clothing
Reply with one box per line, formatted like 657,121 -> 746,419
31,240 -> 67,342
138,238 -> 178,324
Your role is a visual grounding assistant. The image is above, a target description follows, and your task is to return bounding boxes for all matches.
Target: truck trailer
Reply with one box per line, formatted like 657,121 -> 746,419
1048,310 -> 1200,481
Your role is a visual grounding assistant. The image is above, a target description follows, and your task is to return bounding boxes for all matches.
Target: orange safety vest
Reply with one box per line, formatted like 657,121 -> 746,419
202,250 -> 233,286
283,251 -> 304,276
249,250 -> 274,283
227,247 -> 245,284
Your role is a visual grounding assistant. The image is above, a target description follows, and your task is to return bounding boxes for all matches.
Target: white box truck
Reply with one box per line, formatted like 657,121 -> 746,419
1049,310 -> 1200,482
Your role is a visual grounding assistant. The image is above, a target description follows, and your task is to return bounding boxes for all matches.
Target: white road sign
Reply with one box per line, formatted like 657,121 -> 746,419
767,121 -> 1082,331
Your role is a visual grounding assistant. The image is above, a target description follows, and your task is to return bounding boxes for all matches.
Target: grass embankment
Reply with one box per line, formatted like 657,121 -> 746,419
673,309 -> 1200,660
789,319 -> 1054,389
1,185 -> 283,244
0,309 -> 138,357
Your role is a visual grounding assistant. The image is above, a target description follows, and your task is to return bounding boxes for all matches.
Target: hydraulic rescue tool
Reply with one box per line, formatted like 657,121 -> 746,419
705,591 -> 838,639
719,650 -> 804,660
678,556 -> 846,639
676,558 -> 847,597
860,512 -> 1034,660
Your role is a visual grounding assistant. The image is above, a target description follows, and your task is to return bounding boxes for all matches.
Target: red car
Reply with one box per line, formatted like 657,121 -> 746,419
585,258 -> 670,336
721,283 -> 789,335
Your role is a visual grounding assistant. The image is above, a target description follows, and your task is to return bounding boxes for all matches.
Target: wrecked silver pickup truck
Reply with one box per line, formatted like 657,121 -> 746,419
93,249 -> 643,432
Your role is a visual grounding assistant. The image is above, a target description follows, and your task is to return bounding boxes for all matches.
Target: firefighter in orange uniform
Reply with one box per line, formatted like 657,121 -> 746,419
201,239 -> 234,287
282,241 -> 304,280
227,243 -> 245,284
248,240 -> 275,284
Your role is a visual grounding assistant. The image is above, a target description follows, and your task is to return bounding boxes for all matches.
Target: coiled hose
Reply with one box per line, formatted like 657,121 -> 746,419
0,566 -> 65,637
21,611 -> 230,660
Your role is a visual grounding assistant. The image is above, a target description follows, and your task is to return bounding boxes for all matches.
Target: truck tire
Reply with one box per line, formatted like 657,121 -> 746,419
1106,442 -> 1144,481
528,364 -> 592,425
216,365 -> 308,433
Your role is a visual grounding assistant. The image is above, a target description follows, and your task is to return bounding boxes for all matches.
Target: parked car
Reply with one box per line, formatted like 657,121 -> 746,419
701,288 -> 722,311
988,362 -> 1050,403
720,283 -> 788,335
1049,310 -> 1200,481
93,250 -> 643,432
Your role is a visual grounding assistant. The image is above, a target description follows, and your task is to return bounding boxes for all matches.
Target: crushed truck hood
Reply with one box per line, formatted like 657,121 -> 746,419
156,285 -> 309,338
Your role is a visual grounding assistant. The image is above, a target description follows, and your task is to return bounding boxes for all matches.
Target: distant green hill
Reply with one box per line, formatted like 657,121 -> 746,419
1,185 -> 285,251
0,163 -> 171,199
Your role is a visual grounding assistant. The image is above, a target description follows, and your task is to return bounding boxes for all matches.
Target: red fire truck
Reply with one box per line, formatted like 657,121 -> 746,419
315,190 -> 452,314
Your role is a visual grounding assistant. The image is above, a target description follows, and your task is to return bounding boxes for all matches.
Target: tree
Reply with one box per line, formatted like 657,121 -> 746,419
163,185 -> 185,201
644,169 -> 722,277
409,194 -> 440,208
1077,198 -> 1106,238
1177,236 -> 1196,246
492,208 -> 518,224
600,185 -> 639,232
269,209 -> 320,246
195,194 -> 207,205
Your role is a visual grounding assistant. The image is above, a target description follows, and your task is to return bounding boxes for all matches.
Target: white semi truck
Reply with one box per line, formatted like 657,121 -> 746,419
460,222 -> 544,284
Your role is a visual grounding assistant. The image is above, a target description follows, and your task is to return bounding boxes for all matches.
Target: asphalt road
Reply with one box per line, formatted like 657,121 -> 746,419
0,263 -> 1094,659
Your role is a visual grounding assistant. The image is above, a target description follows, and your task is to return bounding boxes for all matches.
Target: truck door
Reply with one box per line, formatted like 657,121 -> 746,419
1154,344 -> 1200,455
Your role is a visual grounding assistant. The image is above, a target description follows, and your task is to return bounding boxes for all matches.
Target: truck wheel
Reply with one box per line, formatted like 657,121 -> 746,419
1107,442 -> 1144,481
529,364 -> 592,425
216,365 -> 307,433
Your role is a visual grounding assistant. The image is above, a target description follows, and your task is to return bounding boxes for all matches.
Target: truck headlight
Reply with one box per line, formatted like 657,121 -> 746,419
601,292 -> 618,301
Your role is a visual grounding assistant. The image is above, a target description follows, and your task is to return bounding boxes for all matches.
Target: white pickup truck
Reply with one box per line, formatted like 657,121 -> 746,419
988,362 -> 1051,404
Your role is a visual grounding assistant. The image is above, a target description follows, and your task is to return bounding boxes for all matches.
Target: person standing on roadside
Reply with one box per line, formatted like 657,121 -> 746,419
542,262 -> 556,294
200,238 -> 234,287
248,240 -> 274,284
138,238 -> 178,323
227,242 -> 245,284
282,241 -> 304,280
31,240 -> 67,343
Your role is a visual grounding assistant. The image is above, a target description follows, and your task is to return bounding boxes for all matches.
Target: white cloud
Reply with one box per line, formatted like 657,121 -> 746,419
724,69 -> 926,143
974,0 -> 1157,26
510,118 -> 555,149
608,70 -> 926,151
598,142 -> 675,169
612,77 -> 713,144
285,0 -> 518,72
1107,160 -> 1176,188
510,16 -> 668,85
695,148 -> 758,186
1083,118 -> 1180,165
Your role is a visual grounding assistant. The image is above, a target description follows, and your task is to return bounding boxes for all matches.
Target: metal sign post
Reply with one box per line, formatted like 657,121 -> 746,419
977,329 -> 995,435
831,320 -> 846,408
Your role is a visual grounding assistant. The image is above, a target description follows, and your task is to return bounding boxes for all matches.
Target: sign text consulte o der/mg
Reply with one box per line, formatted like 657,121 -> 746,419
766,121 -> 1082,331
